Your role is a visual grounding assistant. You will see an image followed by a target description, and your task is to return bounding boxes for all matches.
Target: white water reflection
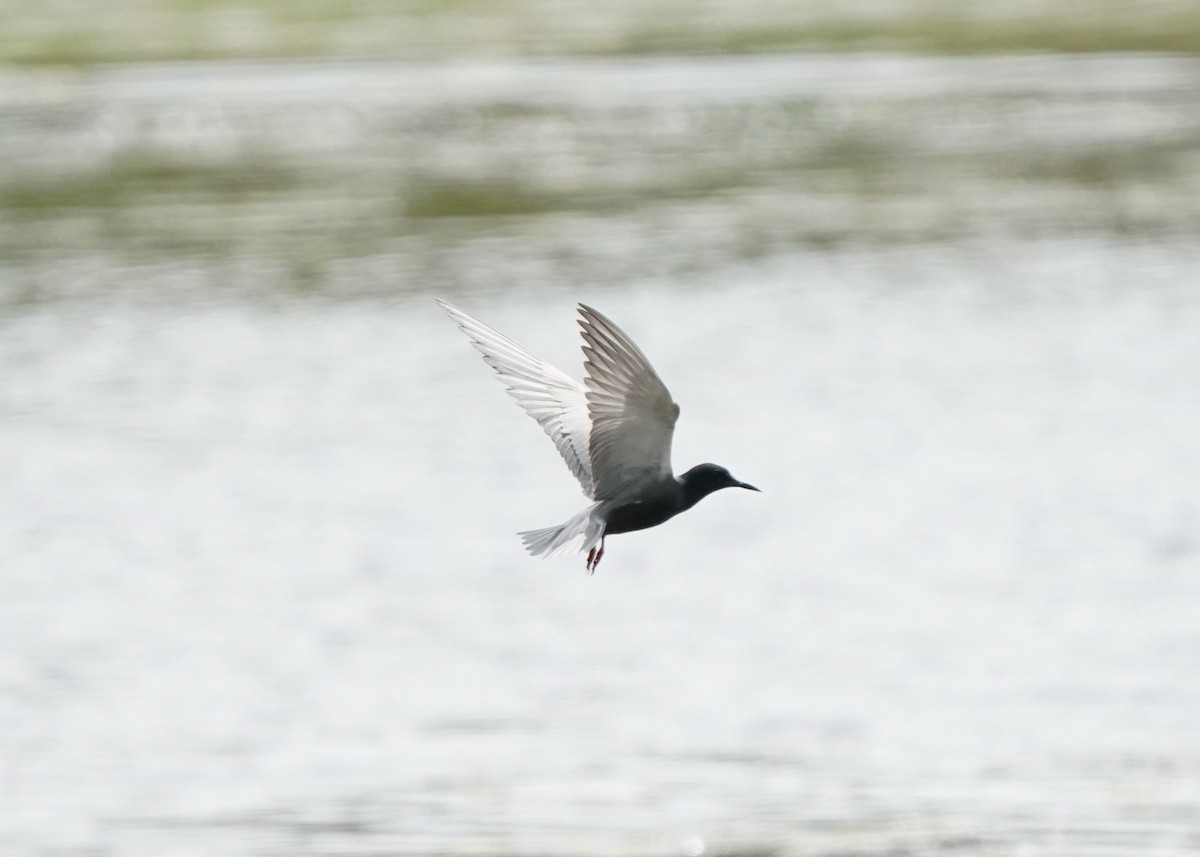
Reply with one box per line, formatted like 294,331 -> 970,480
2,240 -> 1199,856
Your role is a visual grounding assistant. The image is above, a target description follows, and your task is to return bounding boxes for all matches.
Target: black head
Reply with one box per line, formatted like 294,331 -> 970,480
679,463 -> 760,505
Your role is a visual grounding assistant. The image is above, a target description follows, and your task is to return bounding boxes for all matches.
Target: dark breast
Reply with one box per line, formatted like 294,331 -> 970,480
604,488 -> 685,535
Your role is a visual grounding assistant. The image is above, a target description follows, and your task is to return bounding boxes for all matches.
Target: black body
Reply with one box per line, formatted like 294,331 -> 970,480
604,463 -> 759,536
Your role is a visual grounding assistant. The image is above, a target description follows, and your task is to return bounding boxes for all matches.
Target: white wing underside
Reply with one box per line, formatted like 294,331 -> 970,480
438,299 -> 596,497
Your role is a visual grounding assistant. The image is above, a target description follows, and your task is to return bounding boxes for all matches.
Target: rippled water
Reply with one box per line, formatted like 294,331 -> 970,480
2,55 -> 1200,857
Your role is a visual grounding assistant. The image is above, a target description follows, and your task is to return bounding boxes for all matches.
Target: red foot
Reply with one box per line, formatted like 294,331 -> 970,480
585,540 -> 606,574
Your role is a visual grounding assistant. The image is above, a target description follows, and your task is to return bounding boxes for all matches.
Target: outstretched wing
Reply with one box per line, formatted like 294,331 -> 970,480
578,304 -> 679,501
438,299 -> 595,497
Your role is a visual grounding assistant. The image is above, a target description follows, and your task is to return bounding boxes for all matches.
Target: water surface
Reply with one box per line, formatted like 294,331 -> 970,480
1,55 -> 1199,857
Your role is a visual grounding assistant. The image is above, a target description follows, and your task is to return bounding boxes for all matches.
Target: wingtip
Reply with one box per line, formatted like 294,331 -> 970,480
576,303 -> 617,336
436,297 -> 469,325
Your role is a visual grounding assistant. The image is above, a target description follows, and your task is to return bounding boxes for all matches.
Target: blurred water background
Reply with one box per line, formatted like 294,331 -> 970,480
2,3 -> 1200,856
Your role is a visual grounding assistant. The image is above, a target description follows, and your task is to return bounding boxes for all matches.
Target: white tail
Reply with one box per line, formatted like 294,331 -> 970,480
519,505 -> 605,558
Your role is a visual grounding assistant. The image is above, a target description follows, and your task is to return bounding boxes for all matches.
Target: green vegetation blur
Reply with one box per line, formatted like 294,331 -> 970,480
2,1 -> 1198,303
3,0 -> 1199,65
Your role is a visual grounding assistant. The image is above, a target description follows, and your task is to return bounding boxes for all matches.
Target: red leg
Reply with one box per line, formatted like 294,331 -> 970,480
590,537 -> 605,574
585,535 -> 607,574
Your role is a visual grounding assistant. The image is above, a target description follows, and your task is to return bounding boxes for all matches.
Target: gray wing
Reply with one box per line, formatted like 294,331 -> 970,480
438,299 -> 594,497
578,303 -> 680,501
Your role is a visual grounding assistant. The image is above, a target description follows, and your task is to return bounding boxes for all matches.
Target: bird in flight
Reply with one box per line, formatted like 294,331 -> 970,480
438,299 -> 759,573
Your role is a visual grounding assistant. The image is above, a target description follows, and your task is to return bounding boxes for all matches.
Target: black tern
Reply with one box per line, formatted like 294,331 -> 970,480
438,299 -> 759,573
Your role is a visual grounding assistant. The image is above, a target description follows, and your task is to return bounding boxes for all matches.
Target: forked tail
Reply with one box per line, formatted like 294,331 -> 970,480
519,505 -> 604,558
